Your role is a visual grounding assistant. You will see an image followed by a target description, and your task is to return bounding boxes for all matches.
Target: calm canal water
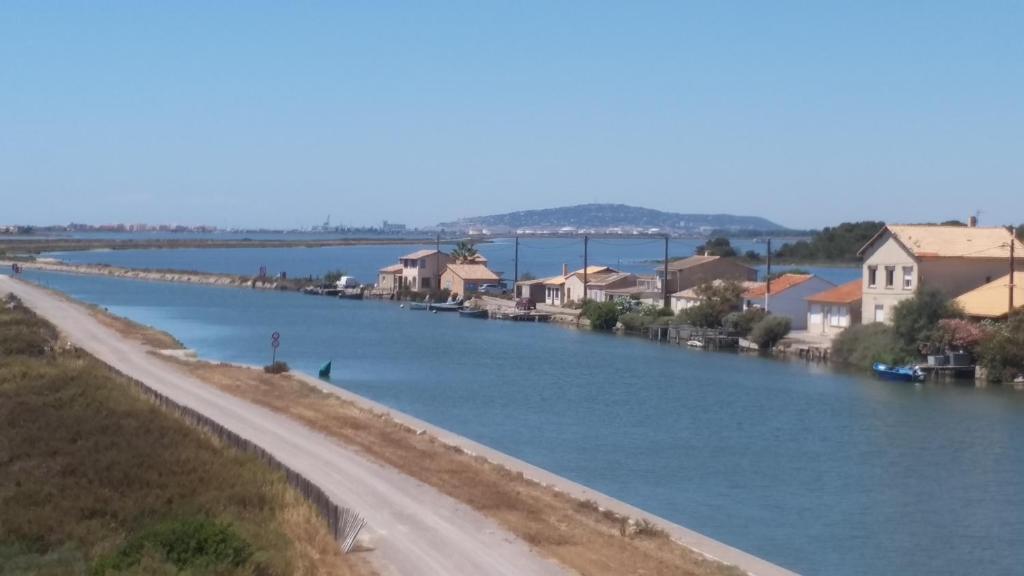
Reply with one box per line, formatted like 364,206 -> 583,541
15,270 -> 1024,576
46,238 -> 862,286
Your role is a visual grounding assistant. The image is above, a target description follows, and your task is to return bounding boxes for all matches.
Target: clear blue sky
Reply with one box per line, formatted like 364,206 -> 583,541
2,2 -> 1021,229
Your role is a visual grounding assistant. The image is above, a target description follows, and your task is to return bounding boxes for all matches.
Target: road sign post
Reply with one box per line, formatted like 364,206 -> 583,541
271,331 -> 280,364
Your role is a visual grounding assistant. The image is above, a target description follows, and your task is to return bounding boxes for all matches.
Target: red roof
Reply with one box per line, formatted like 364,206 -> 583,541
805,280 -> 862,304
743,274 -> 814,298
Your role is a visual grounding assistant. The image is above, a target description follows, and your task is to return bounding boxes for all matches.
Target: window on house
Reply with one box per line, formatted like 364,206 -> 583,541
868,266 -> 877,288
421,277 -> 431,289
829,307 -> 844,327
902,267 -> 913,290
419,259 -> 426,268
884,266 -> 895,288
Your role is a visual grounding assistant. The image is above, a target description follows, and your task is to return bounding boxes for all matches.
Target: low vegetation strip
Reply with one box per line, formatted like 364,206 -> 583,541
0,294 -> 371,576
170,360 -> 748,576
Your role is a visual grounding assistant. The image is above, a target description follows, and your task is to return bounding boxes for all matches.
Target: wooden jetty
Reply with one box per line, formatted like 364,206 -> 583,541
646,325 -> 739,350
490,310 -> 552,322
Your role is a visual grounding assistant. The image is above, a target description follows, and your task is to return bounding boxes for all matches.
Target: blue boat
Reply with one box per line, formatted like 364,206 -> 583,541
873,362 -> 925,382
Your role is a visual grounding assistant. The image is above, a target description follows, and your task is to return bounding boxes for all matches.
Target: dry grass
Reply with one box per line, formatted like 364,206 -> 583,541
90,307 -> 185,350
172,359 -> 745,576
0,295 -> 373,576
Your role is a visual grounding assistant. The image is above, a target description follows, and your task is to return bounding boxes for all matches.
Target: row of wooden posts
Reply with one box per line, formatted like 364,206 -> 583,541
127,374 -> 366,553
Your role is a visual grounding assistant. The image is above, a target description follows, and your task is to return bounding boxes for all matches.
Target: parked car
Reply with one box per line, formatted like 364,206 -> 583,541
478,283 -> 508,295
515,297 -> 536,311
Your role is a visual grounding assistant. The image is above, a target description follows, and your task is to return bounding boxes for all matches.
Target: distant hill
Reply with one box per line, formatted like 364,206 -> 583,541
439,204 -> 786,233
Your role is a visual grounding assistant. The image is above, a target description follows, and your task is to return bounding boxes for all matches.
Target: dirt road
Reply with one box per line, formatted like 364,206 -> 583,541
1,275 -> 569,576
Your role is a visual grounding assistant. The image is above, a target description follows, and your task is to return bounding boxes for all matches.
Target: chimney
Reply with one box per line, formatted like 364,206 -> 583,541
968,215 -> 978,227
562,263 -> 568,276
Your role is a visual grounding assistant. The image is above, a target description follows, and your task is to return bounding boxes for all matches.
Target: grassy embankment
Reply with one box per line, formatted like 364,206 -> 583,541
0,295 -> 373,576
92,303 -> 745,576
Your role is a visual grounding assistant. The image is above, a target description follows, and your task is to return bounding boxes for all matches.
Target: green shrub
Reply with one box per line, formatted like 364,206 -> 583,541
832,323 -> 911,367
722,308 -> 767,336
977,315 -> 1024,382
891,289 -> 962,353
263,361 -> 290,374
674,281 -> 743,328
0,296 -> 57,356
582,301 -> 620,331
748,316 -> 791,349
94,518 -> 253,574
617,312 -> 650,332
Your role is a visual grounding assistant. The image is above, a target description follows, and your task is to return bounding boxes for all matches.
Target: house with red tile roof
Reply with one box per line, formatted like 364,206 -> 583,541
805,280 -> 862,336
742,273 -> 835,330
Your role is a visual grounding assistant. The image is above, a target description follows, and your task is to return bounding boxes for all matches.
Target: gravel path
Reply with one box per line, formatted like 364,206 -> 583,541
2,275 -> 569,576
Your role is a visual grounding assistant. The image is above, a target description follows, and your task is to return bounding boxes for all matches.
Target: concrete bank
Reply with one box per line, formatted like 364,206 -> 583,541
292,370 -> 798,576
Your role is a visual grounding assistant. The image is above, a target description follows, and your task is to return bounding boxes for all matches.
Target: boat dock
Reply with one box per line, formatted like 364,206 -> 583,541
490,310 -> 552,322
646,325 -> 740,350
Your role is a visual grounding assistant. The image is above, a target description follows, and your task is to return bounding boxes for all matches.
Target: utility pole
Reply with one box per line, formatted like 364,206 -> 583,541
663,234 -> 670,309
1010,226 -> 1016,315
513,235 -> 519,297
764,238 -> 772,312
583,235 -> 589,303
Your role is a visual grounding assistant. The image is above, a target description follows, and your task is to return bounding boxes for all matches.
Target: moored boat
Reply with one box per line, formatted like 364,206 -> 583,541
458,308 -> 488,319
428,302 -> 464,312
873,362 -> 925,382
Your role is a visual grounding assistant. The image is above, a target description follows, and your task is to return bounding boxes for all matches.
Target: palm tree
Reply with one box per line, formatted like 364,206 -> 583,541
450,241 -> 480,263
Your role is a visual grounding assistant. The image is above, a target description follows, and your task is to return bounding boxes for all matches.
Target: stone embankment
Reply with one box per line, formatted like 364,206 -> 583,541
2,260 -> 283,289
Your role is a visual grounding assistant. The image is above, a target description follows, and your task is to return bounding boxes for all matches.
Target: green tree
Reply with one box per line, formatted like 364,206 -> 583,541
748,315 -> 791,349
675,281 -> 744,328
694,237 -> 737,257
977,315 -> 1024,382
890,290 -> 962,353
773,221 -> 885,262
722,308 -> 767,336
582,300 -> 620,330
832,323 -> 911,367
449,241 -> 480,263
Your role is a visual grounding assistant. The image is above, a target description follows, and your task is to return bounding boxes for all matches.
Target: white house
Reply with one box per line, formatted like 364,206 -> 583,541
743,274 -> 836,330
805,280 -> 863,336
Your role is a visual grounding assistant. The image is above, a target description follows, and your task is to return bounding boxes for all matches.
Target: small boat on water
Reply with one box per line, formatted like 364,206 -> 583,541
428,302 -> 464,312
408,302 -> 430,311
318,360 -> 332,379
872,362 -> 925,382
458,308 -> 488,319
686,340 -> 703,348
337,288 -> 363,300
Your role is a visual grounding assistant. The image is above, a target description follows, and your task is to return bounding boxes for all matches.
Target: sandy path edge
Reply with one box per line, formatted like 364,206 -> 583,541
1,275 -> 570,576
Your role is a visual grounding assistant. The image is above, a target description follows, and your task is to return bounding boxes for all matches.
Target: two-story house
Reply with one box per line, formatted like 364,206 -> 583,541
398,249 -> 450,292
857,224 -> 1022,324
656,255 -> 757,293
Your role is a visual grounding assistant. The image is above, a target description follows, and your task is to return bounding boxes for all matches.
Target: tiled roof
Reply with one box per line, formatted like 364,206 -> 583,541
444,263 -> 500,281
954,272 -> 1024,318
805,280 -> 863,304
674,279 -> 762,300
401,249 -> 444,260
378,263 -> 403,273
859,225 -> 1022,259
742,274 -> 816,298
586,272 -> 635,287
663,255 -> 718,271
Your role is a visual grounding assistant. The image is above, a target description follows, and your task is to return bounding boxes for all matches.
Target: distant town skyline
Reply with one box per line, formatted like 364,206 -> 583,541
2,2 -> 1022,229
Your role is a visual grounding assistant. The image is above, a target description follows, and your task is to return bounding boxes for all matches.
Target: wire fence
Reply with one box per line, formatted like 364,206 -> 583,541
124,373 -> 367,553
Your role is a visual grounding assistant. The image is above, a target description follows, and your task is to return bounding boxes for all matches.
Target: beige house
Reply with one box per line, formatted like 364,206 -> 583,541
953,272 -> 1024,319
657,255 -> 757,293
857,225 -> 1022,324
442,263 -> 501,297
805,280 -> 863,336
742,274 -> 835,330
377,263 -> 403,292
542,265 -> 618,306
515,278 -> 547,303
671,279 -> 761,313
398,249 -> 451,292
